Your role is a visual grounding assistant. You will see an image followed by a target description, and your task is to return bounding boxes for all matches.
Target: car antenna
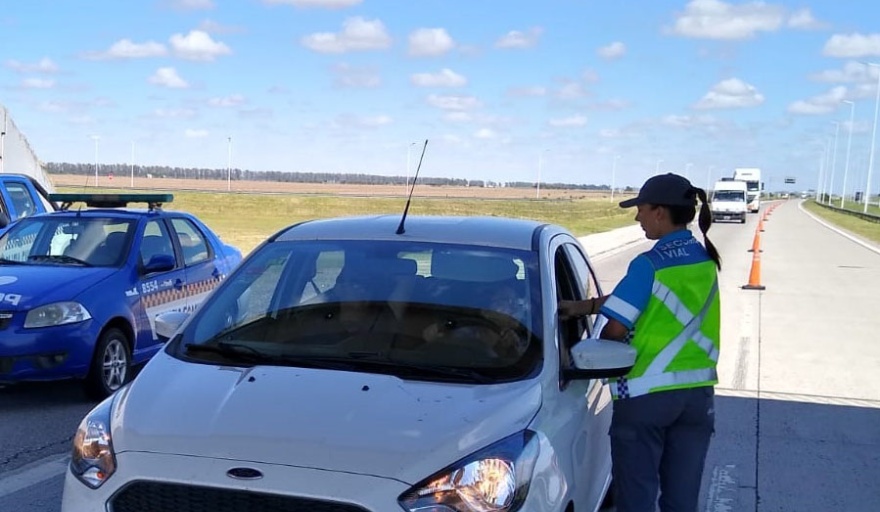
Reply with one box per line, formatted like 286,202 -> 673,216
396,139 -> 428,235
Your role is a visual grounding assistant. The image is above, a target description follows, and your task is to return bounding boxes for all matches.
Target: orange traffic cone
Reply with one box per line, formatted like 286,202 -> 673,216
758,218 -> 765,232
748,230 -> 762,253
742,249 -> 766,290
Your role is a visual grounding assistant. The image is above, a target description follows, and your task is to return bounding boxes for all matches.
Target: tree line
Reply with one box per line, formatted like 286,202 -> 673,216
46,162 -> 618,192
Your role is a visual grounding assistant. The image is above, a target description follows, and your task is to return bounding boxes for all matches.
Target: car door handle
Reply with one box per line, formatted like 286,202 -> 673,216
174,279 -> 185,290
212,268 -> 221,278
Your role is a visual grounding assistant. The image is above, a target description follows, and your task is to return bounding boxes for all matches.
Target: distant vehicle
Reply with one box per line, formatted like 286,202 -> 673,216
61,214 -> 636,512
0,173 -> 56,235
733,168 -> 762,213
711,179 -> 748,223
0,193 -> 242,398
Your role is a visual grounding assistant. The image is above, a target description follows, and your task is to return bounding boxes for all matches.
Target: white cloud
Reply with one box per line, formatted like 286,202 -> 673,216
582,69 -> 601,83
495,27 -> 543,49
154,108 -> 197,118
170,0 -> 215,9
549,115 -> 588,127
599,128 -> 622,138
208,94 -> 246,107
263,0 -> 362,7
333,63 -> 381,88
408,28 -> 455,57
556,81 -> 588,100
185,129 -> 209,138
427,94 -> 482,111
667,0 -> 785,40
198,19 -> 244,34
597,41 -> 626,60
6,57 -> 58,73
302,17 -> 391,53
357,115 -> 393,127
474,128 -> 496,139
170,30 -> 231,60
507,86 -> 547,97
811,61 -> 880,83
589,99 -> 631,111
694,78 -> 764,109
822,33 -> 880,58
786,86 -> 848,115
443,112 -> 473,123
149,67 -> 189,88
662,114 -> 720,127
411,68 -> 467,87
787,8 -> 825,30
85,39 -> 168,60
21,78 -> 55,89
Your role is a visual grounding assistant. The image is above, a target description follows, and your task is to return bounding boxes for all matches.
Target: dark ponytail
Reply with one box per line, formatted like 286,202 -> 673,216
693,187 -> 721,270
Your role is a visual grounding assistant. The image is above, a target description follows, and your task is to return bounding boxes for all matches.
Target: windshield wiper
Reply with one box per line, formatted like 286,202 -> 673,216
0,258 -> 25,265
184,343 -> 360,372
341,353 -> 496,384
184,342 -> 269,363
27,254 -> 92,266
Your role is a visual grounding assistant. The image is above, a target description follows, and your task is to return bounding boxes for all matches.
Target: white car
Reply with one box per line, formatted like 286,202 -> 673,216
61,215 -> 635,512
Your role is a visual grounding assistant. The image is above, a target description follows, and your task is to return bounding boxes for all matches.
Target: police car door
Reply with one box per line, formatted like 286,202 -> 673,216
135,219 -> 188,345
550,236 -> 613,508
169,217 -> 222,314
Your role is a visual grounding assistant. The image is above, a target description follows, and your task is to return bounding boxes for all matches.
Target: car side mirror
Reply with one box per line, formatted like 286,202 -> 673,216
563,338 -> 636,380
143,254 -> 176,274
155,311 -> 190,341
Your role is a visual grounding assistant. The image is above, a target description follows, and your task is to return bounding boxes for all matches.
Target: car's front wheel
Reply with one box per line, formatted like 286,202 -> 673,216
84,327 -> 132,400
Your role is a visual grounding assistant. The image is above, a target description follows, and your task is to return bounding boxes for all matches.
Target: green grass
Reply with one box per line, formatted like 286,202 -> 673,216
59,186 -> 637,255
802,199 -> 880,244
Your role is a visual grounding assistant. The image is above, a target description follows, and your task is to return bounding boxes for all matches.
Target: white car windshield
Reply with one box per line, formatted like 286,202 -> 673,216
0,216 -> 134,267
712,191 -> 745,202
173,240 -> 543,383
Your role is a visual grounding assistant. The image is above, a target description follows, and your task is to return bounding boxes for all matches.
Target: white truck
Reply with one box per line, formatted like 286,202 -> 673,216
711,179 -> 748,224
732,167 -> 762,213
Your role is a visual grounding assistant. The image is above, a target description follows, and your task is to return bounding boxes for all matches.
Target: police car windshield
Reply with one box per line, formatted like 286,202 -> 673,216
0,217 -> 135,267
174,240 -> 543,383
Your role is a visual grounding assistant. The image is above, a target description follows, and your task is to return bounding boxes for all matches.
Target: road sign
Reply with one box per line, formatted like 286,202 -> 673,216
784,177 -> 796,184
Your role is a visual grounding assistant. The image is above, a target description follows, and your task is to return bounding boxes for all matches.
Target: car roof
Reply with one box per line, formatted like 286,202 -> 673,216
275,215 -> 563,251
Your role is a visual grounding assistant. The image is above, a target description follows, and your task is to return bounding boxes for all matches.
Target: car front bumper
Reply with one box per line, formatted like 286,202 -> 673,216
0,319 -> 98,382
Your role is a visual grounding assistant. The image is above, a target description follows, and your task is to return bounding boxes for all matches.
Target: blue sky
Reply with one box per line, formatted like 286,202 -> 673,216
2,0 -> 880,192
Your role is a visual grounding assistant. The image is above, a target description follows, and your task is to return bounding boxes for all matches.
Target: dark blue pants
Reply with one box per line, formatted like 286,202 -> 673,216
610,386 -> 715,512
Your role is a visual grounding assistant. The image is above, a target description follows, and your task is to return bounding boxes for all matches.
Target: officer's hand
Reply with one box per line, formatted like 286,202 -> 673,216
557,300 -> 581,319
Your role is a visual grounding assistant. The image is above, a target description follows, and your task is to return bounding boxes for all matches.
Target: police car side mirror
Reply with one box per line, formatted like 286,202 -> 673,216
143,254 -> 176,274
564,338 -> 636,380
155,311 -> 190,341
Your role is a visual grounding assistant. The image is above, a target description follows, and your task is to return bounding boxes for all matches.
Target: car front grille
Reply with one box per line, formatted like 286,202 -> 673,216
110,481 -> 373,512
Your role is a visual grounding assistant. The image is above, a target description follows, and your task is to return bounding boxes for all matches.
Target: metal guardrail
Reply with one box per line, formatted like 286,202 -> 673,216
812,200 -> 880,224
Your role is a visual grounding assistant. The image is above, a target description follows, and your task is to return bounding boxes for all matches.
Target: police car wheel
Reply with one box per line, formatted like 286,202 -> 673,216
84,328 -> 131,400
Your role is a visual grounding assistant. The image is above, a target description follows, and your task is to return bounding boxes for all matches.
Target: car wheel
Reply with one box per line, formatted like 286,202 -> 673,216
84,327 -> 132,400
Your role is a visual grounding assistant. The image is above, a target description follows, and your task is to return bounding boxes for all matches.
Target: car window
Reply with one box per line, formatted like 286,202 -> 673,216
140,220 -> 176,268
0,217 -> 133,266
562,243 -> 600,338
171,218 -> 211,266
177,240 -> 544,383
5,183 -> 36,218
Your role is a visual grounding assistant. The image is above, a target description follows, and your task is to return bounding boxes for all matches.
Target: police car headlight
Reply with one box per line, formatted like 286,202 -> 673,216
398,430 -> 538,512
24,302 -> 92,328
70,393 -> 118,489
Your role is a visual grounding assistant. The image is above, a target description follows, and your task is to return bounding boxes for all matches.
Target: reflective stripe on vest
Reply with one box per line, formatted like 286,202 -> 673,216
613,278 -> 719,398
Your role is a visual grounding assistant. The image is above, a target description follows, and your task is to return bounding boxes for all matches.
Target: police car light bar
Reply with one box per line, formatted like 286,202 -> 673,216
49,193 -> 174,211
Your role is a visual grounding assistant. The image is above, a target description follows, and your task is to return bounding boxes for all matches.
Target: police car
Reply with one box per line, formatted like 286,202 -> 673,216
0,193 -> 241,398
61,214 -> 635,511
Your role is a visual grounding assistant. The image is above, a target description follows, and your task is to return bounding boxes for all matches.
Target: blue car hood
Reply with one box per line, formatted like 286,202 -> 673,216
0,265 -> 116,310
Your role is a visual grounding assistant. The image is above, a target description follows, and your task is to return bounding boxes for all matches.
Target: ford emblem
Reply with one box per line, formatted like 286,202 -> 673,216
226,467 -> 263,480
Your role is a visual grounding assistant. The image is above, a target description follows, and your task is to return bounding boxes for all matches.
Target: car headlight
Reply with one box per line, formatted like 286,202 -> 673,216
24,302 -> 91,328
70,393 -> 117,488
398,430 -> 539,512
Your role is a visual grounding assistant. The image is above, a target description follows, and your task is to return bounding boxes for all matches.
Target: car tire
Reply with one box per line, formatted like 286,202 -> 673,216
84,327 -> 132,400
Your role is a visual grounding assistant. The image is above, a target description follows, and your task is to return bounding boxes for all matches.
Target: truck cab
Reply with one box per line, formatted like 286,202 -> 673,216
711,179 -> 748,224
0,173 -> 56,234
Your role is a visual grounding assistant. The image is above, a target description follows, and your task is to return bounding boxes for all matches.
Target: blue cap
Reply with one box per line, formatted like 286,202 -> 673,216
619,173 -> 697,208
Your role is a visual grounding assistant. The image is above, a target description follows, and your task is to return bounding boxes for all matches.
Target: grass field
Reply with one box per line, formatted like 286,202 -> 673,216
802,199 -> 880,245
52,174 -> 638,256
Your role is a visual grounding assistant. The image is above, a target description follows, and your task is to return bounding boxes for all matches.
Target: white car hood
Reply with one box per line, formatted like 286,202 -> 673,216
113,351 -> 543,484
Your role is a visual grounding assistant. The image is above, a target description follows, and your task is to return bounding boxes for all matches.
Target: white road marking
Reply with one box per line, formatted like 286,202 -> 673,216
705,464 -> 738,512
798,201 -> 880,256
0,454 -> 68,499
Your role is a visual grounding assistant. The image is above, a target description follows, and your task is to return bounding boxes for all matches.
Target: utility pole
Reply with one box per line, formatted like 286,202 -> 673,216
227,136 -> 232,192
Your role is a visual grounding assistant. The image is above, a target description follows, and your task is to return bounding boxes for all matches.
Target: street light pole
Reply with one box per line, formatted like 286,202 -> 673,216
865,62 -> 880,212
841,100 -> 855,208
610,155 -> 620,202
227,136 -> 232,192
706,165 -> 714,191
90,135 -> 100,187
816,140 -> 828,201
828,121 -> 840,205
655,159 -> 663,177
684,162 -> 693,181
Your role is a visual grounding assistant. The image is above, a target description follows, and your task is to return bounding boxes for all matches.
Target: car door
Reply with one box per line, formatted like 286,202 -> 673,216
548,233 -> 614,509
169,217 -> 222,313
134,218 -> 188,348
